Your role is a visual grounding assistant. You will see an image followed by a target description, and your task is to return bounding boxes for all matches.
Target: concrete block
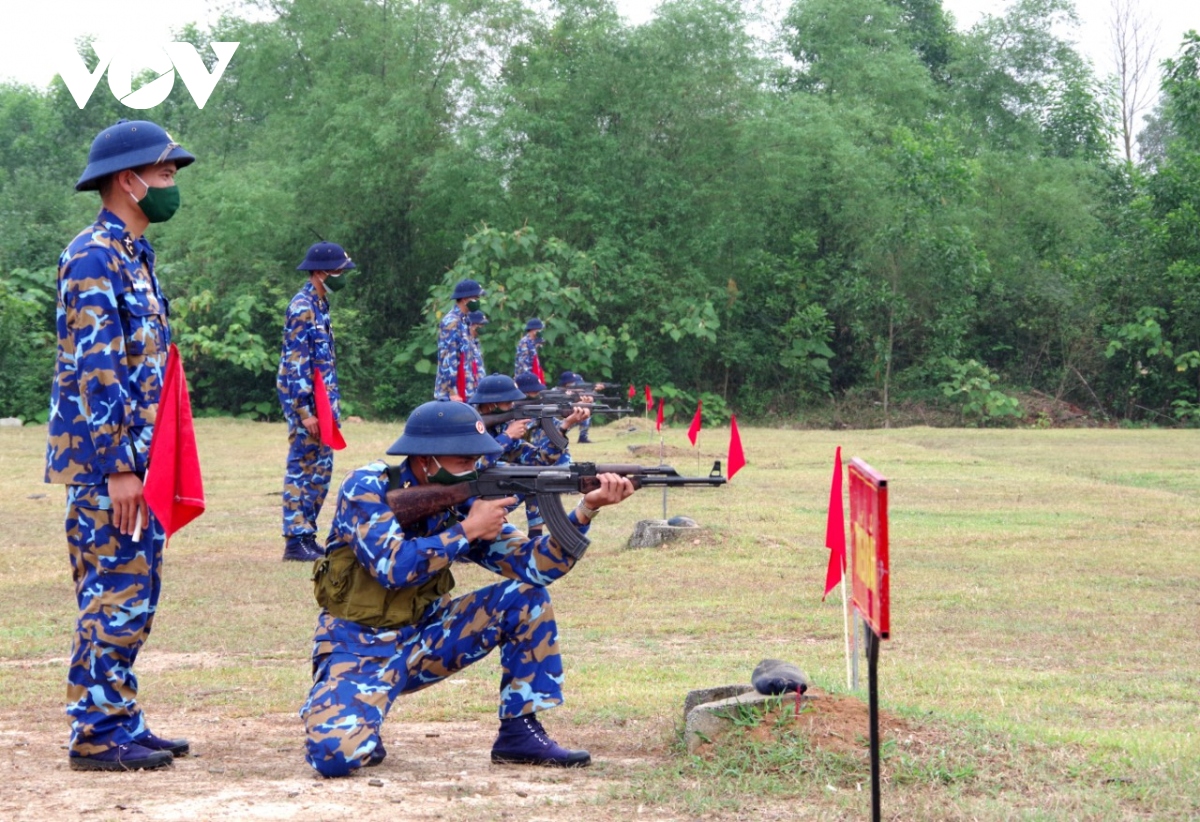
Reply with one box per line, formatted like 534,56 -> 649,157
627,518 -> 703,549
684,690 -> 816,754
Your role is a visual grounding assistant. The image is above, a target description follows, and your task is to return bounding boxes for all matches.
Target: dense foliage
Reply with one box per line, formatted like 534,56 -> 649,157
2,0 -> 1198,426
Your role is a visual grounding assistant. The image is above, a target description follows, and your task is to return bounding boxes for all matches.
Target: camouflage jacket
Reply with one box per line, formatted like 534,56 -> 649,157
313,460 -> 588,652
277,280 -> 339,424
477,421 -> 566,470
46,209 -> 171,485
434,306 -> 475,400
514,334 -> 541,377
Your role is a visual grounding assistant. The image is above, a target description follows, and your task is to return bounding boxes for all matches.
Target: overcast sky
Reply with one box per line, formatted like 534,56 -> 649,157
3,0 -> 1197,93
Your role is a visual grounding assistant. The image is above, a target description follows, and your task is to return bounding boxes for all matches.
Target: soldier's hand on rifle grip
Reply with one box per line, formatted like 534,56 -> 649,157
582,473 -> 635,510
505,418 -> 530,439
462,496 -> 518,542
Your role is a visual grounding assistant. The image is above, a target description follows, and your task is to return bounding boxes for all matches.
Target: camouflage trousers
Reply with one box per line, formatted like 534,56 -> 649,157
64,484 -> 165,756
301,579 -> 564,777
282,421 -> 333,538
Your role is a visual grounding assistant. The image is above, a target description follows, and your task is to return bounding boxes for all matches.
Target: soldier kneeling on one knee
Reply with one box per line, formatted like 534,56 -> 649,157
300,400 -> 635,777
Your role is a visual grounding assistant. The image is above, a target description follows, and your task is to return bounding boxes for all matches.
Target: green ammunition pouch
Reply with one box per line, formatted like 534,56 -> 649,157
312,465 -> 456,629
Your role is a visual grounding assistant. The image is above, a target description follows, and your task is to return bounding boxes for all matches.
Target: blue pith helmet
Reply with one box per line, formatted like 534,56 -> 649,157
525,318 -> 544,331
76,119 -> 196,192
468,310 -> 489,326
515,372 -> 546,394
386,401 -> 503,457
467,374 -> 526,405
297,242 -> 355,272
558,371 -> 582,387
451,279 -> 485,300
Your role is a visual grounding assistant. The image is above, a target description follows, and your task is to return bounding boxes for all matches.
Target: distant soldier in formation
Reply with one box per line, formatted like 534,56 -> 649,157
46,119 -> 196,772
467,309 -> 488,381
514,317 -> 544,380
434,279 -> 484,402
301,401 -> 636,777
466,374 -> 588,536
558,371 -> 602,444
276,242 -> 356,562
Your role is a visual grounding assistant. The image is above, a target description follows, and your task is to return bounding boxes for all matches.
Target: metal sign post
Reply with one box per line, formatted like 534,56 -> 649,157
848,458 -> 889,822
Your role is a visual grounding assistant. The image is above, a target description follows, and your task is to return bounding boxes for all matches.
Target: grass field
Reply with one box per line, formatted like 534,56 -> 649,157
1,418 -> 1197,820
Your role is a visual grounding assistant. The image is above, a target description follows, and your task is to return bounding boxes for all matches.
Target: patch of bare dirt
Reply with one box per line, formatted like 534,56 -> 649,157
692,689 -> 937,758
0,704 -> 676,822
625,444 -> 720,461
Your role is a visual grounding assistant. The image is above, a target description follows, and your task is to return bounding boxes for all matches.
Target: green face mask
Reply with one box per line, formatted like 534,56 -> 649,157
426,457 -> 479,485
132,173 -> 181,223
325,272 -> 349,293
466,299 -> 481,312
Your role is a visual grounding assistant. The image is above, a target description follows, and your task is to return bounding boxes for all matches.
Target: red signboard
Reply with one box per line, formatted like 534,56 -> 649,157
849,458 -> 889,639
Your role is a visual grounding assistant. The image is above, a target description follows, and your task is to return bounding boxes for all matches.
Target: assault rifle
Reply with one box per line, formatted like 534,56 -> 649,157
385,461 -> 726,559
480,402 -> 634,450
537,387 -> 624,404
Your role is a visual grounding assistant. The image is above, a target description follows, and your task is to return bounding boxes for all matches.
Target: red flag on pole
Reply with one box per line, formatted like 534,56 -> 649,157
823,446 -> 846,601
644,384 -> 652,413
456,355 -> 467,400
655,397 -> 664,432
727,414 -> 745,479
143,344 -> 205,540
532,353 -> 544,384
687,399 -> 703,446
627,383 -> 635,400
313,367 -> 347,450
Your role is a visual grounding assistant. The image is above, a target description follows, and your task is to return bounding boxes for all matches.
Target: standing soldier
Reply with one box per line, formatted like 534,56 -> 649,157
514,318 -> 544,379
46,119 -> 195,771
277,242 -> 356,562
434,279 -> 484,402
467,310 -> 488,381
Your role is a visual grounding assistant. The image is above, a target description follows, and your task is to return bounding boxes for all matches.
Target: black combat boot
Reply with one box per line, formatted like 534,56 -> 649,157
491,714 -> 591,767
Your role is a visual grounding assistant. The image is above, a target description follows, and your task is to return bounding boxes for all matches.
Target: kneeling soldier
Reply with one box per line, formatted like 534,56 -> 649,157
301,401 -> 635,776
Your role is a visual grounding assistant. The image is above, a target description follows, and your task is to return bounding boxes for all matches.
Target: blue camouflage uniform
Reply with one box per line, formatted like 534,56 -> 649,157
277,281 -> 339,540
301,460 -> 588,776
434,306 -> 476,400
470,331 -> 486,378
478,419 -> 569,533
514,335 -> 540,377
45,208 -> 170,758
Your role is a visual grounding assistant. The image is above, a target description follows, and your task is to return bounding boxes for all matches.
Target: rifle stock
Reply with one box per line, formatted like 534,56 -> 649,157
382,461 -> 726,560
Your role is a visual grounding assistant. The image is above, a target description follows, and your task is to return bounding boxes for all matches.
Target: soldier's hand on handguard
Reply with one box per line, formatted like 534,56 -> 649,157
562,406 -> 591,430
582,473 -> 636,511
108,471 -> 149,536
462,496 -> 518,542
505,418 -> 530,439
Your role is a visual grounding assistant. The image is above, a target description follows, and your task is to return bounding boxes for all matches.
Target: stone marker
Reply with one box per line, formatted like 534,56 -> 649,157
683,690 -> 815,754
627,518 -> 702,549
0,418 -> 23,428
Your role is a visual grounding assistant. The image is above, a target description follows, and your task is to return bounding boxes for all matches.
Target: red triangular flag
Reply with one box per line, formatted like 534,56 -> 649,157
532,353 -> 544,383
627,383 -> 635,400
313,367 -> 347,450
456,355 -> 467,400
655,397 -> 664,432
644,384 -> 652,413
727,414 -> 746,480
687,399 -> 702,446
144,344 -> 205,540
823,446 -> 846,600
